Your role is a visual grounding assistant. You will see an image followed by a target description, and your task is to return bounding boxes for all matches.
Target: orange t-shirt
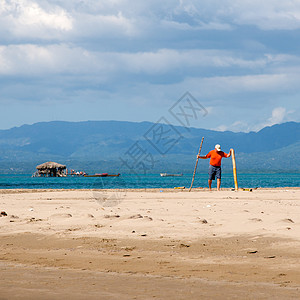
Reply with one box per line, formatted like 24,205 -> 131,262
206,150 -> 228,167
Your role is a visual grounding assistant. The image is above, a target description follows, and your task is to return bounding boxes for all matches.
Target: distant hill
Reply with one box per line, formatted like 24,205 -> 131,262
0,121 -> 299,173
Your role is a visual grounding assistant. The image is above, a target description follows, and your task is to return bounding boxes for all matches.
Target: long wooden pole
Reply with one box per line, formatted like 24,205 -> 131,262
231,149 -> 238,191
189,137 -> 204,192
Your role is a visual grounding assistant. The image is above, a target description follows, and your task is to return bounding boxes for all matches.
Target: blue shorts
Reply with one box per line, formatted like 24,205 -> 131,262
208,165 -> 221,180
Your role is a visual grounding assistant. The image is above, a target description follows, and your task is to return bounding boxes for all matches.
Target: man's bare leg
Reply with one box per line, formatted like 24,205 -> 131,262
217,179 -> 221,191
208,180 -> 212,191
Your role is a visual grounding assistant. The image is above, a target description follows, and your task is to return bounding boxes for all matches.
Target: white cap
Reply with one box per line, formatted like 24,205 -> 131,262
215,144 -> 221,151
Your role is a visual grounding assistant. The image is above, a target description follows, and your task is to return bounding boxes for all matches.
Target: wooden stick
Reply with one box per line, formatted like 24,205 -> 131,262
189,137 -> 204,192
231,149 -> 238,191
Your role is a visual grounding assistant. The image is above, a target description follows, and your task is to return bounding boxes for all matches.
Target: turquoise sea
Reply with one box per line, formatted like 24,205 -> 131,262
0,173 -> 299,190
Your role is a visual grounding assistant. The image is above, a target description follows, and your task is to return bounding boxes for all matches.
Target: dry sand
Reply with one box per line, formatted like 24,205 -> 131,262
0,188 -> 300,299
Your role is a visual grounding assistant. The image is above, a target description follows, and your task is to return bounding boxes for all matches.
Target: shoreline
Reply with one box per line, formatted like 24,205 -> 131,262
0,186 -> 299,192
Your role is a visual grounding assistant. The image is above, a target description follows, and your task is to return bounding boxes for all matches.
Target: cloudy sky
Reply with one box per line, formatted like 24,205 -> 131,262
0,0 -> 299,132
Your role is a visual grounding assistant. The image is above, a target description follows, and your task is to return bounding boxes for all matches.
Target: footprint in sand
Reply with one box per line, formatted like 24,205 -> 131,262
50,213 -> 72,219
249,218 -> 263,222
27,217 -> 43,223
282,218 -> 294,223
128,214 -> 153,221
197,218 -> 208,224
129,214 -> 143,219
104,214 -> 120,219
10,215 -> 19,219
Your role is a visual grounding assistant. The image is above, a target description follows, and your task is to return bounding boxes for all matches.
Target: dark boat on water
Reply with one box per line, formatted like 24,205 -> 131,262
84,173 -> 120,177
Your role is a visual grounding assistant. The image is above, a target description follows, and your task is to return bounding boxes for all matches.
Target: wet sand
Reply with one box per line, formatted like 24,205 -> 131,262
0,188 -> 300,299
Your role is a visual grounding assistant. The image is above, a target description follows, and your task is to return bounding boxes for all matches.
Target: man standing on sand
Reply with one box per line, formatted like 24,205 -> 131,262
198,144 -> 232,191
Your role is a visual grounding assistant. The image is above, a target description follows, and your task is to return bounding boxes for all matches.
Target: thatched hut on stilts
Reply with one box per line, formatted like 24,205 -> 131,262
35,162 -> 67,177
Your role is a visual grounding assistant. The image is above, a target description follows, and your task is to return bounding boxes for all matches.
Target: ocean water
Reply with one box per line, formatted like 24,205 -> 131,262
0,173 -> 299,190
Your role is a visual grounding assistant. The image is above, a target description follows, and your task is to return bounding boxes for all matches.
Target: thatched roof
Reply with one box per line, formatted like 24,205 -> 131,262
36,161 -> 66,170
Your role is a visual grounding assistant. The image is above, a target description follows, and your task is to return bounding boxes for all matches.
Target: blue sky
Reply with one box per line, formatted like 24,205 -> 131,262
0,0 -> 299,132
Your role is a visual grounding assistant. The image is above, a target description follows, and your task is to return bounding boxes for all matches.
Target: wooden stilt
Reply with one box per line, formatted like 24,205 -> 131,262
189,137 -> 204,192
231,149 -> 238,191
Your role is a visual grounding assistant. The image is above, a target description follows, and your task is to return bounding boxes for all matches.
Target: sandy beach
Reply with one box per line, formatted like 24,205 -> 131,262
0,188 -> 300,299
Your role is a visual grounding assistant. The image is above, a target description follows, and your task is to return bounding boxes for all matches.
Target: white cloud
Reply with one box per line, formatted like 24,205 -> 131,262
268,107 -> 287,125
164,0 -> 300,31
215,121 -> 252,132
181,0 -> 300,31
0,0 -> 73,39
0,44 -> 114,76
179,73 -> 298,101
71,11 -> 138,39
161,19 -> 232,31
2,0 -> 300,45
229,0 -> 300,30
18,2 -> 72,30
4,0 -> 300,44
213,106 -> 297,132
250,107 -> 297,131
0,45 -> 286,77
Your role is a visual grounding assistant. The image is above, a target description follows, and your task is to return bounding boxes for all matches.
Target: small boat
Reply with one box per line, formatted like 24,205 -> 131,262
84,173 -> 120,177
160,173 -> 183,177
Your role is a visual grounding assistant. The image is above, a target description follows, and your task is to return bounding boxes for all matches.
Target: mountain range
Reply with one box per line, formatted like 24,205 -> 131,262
0,121 -> 299,174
